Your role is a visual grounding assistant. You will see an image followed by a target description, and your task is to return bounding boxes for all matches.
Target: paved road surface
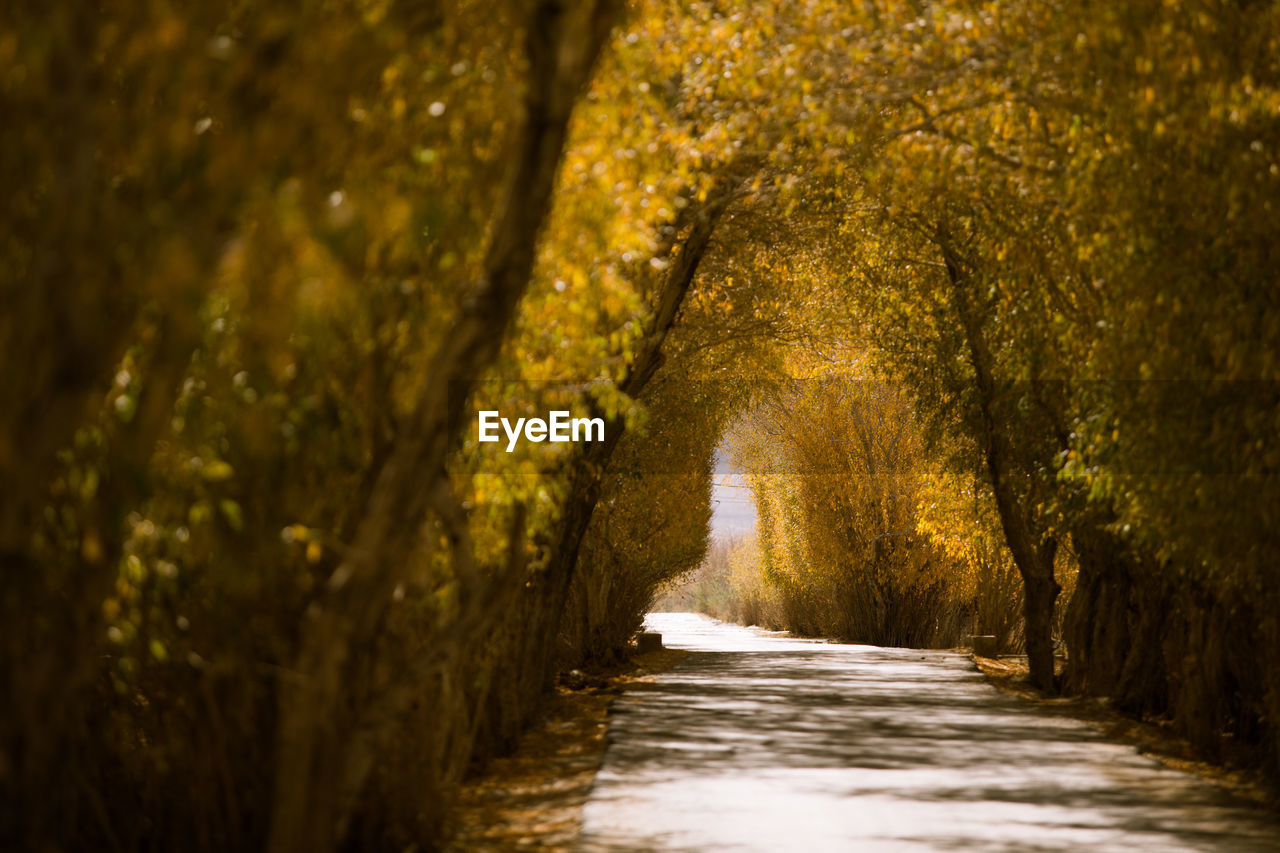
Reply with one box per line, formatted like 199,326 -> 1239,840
578,612 -> 1280,852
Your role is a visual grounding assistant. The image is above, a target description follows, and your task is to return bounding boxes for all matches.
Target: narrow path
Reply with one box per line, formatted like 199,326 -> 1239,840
579,613 -> 1280,852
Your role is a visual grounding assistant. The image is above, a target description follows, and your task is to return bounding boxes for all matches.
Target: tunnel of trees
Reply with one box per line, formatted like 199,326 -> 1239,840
2,0 -> 1278,850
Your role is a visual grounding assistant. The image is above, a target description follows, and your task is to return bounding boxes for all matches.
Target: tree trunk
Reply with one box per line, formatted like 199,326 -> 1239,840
1064,521 -> 1166,712
477,182 -> 737,750
1021,538 -> 1059,691
939,226 -> 1060,692
266,4 -> 621,851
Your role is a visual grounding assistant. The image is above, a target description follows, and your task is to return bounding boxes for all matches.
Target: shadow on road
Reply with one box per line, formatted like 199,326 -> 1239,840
579,613 -> 1280,852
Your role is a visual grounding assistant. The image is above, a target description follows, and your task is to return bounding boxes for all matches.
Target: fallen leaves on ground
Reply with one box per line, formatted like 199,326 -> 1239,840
445,649 -> 688,851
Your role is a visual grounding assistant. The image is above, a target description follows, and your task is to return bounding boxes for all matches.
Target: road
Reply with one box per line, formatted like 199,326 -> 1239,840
578,612 -> 1280,852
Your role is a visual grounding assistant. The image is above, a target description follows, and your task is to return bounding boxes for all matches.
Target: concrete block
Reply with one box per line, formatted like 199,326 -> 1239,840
637,631 -> 663,653
971,634 -> 998,657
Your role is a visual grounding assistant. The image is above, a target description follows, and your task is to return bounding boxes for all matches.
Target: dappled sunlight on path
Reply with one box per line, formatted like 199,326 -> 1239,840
579,613 -> 1280,852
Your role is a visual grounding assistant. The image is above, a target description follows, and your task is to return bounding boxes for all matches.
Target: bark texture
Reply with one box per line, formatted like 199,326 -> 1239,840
940,227 -> 1060,692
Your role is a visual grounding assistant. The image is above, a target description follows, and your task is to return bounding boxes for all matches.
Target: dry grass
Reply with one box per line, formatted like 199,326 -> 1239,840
973,654 -> 1279,812
445,649 -> 688,851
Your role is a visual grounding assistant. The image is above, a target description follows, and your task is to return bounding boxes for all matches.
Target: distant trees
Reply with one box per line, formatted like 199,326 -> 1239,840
561,375 -> 721,668
723,370 -> 1017,649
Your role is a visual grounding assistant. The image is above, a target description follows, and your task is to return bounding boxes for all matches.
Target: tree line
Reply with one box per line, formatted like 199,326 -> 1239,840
2,1 -> 1278,850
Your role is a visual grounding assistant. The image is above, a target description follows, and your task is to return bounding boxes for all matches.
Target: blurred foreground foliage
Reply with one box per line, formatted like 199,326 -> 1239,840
2,0 -> 1279,850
